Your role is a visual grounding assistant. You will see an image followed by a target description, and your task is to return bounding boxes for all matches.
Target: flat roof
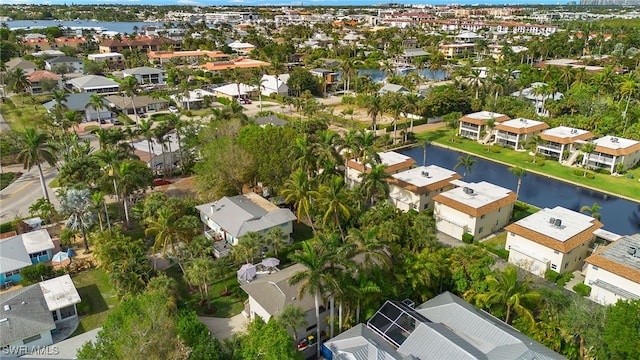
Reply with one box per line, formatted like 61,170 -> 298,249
391,165 -> 460,188
496,118 -> 548,131
513,206 -> 595,243
39,274 -> 82,311
462,111 -> 507,120
592,135 -> 640,156
438,180 -> 514,210
378,151 -> 415,168
540,126 -> 594,144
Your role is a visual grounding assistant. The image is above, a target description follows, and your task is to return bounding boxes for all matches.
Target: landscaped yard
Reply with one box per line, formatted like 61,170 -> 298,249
71,269 -> 117,337
1,99 -> 49,131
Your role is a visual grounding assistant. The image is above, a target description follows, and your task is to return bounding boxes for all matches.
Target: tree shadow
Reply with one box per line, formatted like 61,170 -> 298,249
76,284 -> 109,315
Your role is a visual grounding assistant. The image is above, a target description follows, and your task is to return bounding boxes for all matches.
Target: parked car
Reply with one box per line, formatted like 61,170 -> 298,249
244,99 -> 252,104
153,178 -> 171,186
168,106 -> 179,114
111,118 -> 121,125
236,97 -> 247,105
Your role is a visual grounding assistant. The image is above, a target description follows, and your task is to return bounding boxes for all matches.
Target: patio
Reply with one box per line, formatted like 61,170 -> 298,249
237,261 -> 281,285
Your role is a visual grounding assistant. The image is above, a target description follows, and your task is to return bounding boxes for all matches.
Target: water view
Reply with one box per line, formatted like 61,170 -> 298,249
6,20 -> 163,34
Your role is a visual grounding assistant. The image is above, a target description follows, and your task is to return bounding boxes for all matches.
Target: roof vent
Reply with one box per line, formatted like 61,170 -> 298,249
402,299 -> 415,308
463,187 -> 474,195
628,247 -> 637,256
554,218 -> 562,228
421,171 -> 430,178
0,318 -> 7,323
3,305 -> 9,312
549,217 -> 556,225
611,137 -> 618,143
21,301 -> 27,305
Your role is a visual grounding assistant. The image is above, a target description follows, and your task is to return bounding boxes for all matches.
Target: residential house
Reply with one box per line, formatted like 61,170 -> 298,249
260,74 -> 290,97
87,52 -> 126,70
27,70 -> 62,95
212,83 -> 257,100
322,291 -> 564,360
439,43 -> 475,59
200,58 -> 270,72
505,206 -> 603,277
122,66 -> 167,85
66,75 -> 120,95
535,59 -> 605,73
345,151 -> 415,187
44,56 -> 84,74
538,126 -> 594,162
455,31 -> 484,42
43,92 -> 111,122
458,111 -> 510,141
254,115 -> 288,127
241,263 -> 328,342
488,45 -> 529,60
0,229 -> 54,287
103,94 -> 169,115
493,118 -> 549,149
583,135 -> 640,173
378,83 -> 411,96
51,36 -> 88,50
31,49 -> 65,58
388,165 -> 461,212
309,68 -> 339,92
195,192 -> 297,258
170,89 -> 217,109
433,180 -> 516,240
5,58 -> 36,74
228,40 -> 255,54
584,233 -> 640,305
99,36 -> 180,54
147,50 -> 228,66
397,48 -> 429,66
131,135 -> 181,171
510,82 -> 563,117
0,275 -> 81,357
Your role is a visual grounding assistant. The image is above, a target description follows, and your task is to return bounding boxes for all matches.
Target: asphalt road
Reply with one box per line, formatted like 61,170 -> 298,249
0,163 -> 59,222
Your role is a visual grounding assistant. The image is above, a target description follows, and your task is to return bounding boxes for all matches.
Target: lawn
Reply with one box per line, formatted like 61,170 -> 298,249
418,130 -> 640,201
71,269 -> 118,337
483,232 -> 507,249
1,99 -> 49,131
0,172 -> 21,190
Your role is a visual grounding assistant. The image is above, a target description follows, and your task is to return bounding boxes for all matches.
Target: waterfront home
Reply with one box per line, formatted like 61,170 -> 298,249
510,82 -> 563,117
378,83 -> 411,96
309,68 -> 339,87
322,292 -> 564,360
538,126 -> 594,162
433,181 -> 516,240
583,233 -> 640,305
66,75 -> 120,95
388,165 -> 461,212
147,50 -> 229,66
0,229 -> 54,287
122,66 -> 167,85
493,118 -> 549,149
87,52 -> 125,70
99,36 -> 181,54
195,192 -> 296,258
458,111 -> 510,141
439,43 -> 475,59
27,70 -> 62,95
505,206 -> 603,277
0,275 -> 81,357
345,151 -> 415,187
44,56 -> 84,74
583,135 -> 640,173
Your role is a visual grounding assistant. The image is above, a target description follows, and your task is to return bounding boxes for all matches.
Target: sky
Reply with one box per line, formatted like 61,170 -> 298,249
0,0 -> 570,6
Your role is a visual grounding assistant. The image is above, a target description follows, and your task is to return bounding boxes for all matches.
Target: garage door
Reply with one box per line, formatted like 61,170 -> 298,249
436,218 -> 465,240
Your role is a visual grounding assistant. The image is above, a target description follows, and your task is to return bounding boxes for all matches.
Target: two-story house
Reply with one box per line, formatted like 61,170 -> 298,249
345,151 -> 415,187
122,66 -> 167,85
87,52 -> 126,70
458,111 -> 510,141
583,135 -> 640,173
494,118 -> 549,149
537,126 -> 594,162
66,75 -> 120,95
388,165 -> 461,212
44,56 -> 84,74
505,206 -> 603,277
27,70 -> 62,95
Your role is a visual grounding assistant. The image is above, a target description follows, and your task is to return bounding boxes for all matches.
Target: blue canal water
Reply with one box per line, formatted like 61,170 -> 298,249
399,145 -> 640,235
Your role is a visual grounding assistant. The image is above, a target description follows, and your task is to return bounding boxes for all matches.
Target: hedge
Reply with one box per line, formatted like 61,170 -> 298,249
462,233 -> 474,244
573,283 -> 592,297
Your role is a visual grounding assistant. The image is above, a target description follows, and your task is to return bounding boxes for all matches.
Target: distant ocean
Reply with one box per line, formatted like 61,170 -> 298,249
7,20 -> 163,34
2,0 -> 569,6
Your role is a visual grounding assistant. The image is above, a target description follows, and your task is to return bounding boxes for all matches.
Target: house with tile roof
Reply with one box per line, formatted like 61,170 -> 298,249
322,291 -> 565,360
433,180 -> 516,240
458,111 -> 510,141
195,192 -> 297,258
200,57 -> 270,72
583,135 -> 640,173
147,50 -> 229,66
583,233 -> 640,305
493,118 -> 549,149
98,36 -> 180,54
44,56 -> 83,74
26,70 -> 62,95
66,75 -> 120,95
388,165 -> 461,212
345,151 -> 416,187
538,126 -> 594,162
0,229 -> 54,287
505,206 -> 603,277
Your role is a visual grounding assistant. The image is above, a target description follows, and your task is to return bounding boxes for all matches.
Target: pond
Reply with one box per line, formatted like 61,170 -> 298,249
399,145 -> 640,235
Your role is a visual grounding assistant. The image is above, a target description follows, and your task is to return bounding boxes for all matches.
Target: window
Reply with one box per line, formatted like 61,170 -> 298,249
554,250 -> 560,254
551,264 -> 557,270
424,204 -> 429,210
564,263 -> 568,269
478,227 -> 484,234
480,214 -> 485,219
592,266 -> 599,270
52,311 -> 58,322
23,334 -> 42,344
4,270 -> 19,277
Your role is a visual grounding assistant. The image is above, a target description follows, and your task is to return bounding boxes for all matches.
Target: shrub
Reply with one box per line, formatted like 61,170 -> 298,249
20,262 -> 56,285
217,97 -> 230,106
586,172 -> 595,179
514,201 -> 529,212
556,272 -> 574,287
573,283 -> 592,297
572,169 -> 584,176
489,145 -> 502,153
0,220 -> 18,234
545,269 -> 559,283
462,233 -> 474,244
536,158 -> 545,167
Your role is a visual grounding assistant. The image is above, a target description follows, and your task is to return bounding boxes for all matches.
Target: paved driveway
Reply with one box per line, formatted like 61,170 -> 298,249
198,313 -> 249,340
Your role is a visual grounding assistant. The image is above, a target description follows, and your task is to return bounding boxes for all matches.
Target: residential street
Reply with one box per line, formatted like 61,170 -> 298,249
0,163 -> 59,222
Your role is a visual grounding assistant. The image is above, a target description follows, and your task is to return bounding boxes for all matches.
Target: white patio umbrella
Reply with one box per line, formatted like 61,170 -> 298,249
51,251 -> 69,263
261,257 -> 280,268
237,263 -> 257,281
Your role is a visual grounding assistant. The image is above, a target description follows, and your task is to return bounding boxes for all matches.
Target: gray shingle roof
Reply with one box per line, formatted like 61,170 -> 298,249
46,56 -> 82,64
5,58 -> 36,71
67,75 -> 119,90
123,66 -> 164,76
43,92 -> 94,112
0,285 -> 56,347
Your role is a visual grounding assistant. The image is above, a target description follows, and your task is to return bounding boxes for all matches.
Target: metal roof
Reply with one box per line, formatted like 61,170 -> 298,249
0,235 -> 32,273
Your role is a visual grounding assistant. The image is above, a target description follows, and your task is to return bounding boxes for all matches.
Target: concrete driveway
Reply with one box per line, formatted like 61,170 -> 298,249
198,313 -> 249,340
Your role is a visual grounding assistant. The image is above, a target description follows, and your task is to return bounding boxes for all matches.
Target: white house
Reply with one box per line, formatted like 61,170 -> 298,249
87,52 -> 125,70
195,192 -> 297,258
505,206 -> 603,277
212,83 -> 257,100
44,56 -> 83,74
584,233 -> 640,305
260,74 -> 289,97
170,88 -> 216,110
458,111 -> 510,141
433,181 -> 516,240
538,126 -> 594,162
66,75 -> 120,94
345,151 -> 415,187
583,136 -> 640,173
510,82 -> 563,117
122,66 -> 167,85
388,165 -> 461,212
493,118 -> 549,149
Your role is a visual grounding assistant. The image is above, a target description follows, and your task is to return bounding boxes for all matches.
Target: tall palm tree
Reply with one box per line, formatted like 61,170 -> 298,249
366,94 -> 384,135
384,93 -> 404,144
580,202 -> 601,220
233,232 -> 263,264
16,128 -> 57,202
358,163 -> 390,207
87,94 -> 107,128
454,154 -> 476,178
265,227 -> 287,257
59,188 -> 96,251
278,304 -> 308,342
509,167 -> 527,197
581,142 -> 596,177
281,169 -> 316,232
289,240 -> 339,357
8,67 -> 29,104
184,257 -> 217,309
115,159 -> 153,226
121,75 -> 139,123
467,69 -> 484,99
90,191 -> 109,232
145,206 -> 197,272
137,118 -> 155,166
619,74 -> 638,135
314,176 -> 354,241
476,265 -> 541,325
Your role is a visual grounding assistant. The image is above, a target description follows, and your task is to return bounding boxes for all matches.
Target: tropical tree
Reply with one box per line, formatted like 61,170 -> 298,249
145,206 -> 198,272
137,118 -> 155,165
358,163 -> 390,207
454,154 -> 476,178
314,176 -> 354,240
366,94 -> 384,135
278,304 -> 308,342
384,92 -> 404,143
281,169 -> 316,232
185,257 -> 217,309
509,167 -> 527,197
114,159 -> 153,226
16,128 -> 57,202
233,232 -> 263,264
467,68 -> 484,99
120,75 -> 139,123
265,227 -> 288,257
581,142 -> 596,177
580,202 -> 602,220
58,188 -> 96,251
7,67 -> 29,103
475,265 -> 541,325
87,94 -> 107,128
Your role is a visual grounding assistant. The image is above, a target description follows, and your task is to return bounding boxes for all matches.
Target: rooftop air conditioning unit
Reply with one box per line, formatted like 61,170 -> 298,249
402,299 -> 415,308
549,217 -> 556,225
628,247 -> 637,256
421,171 -> 430,178
554,218 -> 562,228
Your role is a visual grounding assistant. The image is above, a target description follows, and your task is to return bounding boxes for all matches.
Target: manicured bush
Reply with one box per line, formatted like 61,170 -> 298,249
586,172 -> 595,179
556,272 -> 574,287
572,169 -> 584,176
545,269 -> 559,283
514,201 -> 529,212
462,233 -> 474,244
489,145 -> 502,153
573,283 -> 592,297
0,220 -> 17,234
536,158 -> 545,166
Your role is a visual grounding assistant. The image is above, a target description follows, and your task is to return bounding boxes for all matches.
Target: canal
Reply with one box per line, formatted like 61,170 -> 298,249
399,145 -> 640,235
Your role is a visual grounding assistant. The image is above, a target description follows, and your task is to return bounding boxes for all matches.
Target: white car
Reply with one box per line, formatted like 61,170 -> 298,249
168,106 -> 179,114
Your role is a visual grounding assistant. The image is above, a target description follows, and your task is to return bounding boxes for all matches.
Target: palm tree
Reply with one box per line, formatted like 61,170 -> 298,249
233,232 -> 263,264
278,304 -> 308,342
358,163 -> 390,207
289,240 -> 339,357
366,95 -> 384,135
281,169 -> 316,233
115,159 -> 153,226
314,176 -> 354,241
509,167 -> 526,197
475,265 -> 541,325
581,142 -> 596,177
59,188 -> 96,251
8,67 -> 29,104
580,202 -> 601,220
87,94 -> 107,128
384,93 -> 404,144
91,191 -> 109,232
265,227 -> 288,257
185,257 -> 217,309
137,118 -> 155,165
145,206 -> 197,272
528,135 -> 543,159
619,74 -> 638,135
467,68 -> 484,99
454,154 -> 476,178
121,75 -> 139,123
16,128 -> 57,202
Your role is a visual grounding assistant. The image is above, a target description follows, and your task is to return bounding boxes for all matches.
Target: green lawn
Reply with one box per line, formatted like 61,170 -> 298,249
483,232 -> 507,249
0,172 -> 21,190
71,269 -> 118,336
0,100 -> 49,131
418,130 -> 640,201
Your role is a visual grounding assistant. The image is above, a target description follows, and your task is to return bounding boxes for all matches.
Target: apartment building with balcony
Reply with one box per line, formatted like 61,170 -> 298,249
458,111 -> 510,141
493,118 -> 549,149
583,135 -> 640,173
537,126 -> 594,161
